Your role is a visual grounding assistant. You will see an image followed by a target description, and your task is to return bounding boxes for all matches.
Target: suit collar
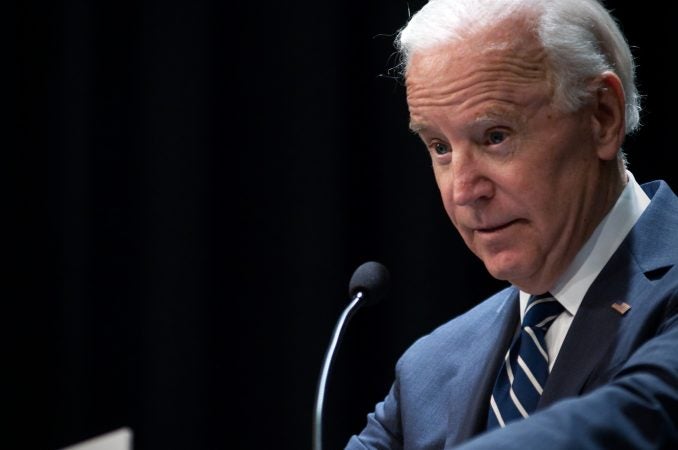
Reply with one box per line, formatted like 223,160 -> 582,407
628,180 -> 678,274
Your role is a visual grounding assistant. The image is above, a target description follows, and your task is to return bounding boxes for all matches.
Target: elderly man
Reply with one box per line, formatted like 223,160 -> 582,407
347,0 -> 678,448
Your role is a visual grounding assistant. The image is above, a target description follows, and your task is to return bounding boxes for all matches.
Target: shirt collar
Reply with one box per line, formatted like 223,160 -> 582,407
519,171 -> 650,319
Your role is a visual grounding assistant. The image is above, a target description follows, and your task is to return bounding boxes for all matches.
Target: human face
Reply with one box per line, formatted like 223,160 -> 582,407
406,34 -> 619,294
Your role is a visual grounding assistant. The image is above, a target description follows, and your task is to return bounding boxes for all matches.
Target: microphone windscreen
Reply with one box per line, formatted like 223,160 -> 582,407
348,261 -> 390,305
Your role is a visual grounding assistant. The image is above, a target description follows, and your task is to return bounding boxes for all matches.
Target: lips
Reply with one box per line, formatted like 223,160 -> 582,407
476,219 -> 521,234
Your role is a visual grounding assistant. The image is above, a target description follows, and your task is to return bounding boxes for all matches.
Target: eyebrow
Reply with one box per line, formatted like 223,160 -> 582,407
408,106 -> 524,135
408,115 -> 499,135
474,108 -> 526,129
471,115 -> 503,128
408,121 -> 427,133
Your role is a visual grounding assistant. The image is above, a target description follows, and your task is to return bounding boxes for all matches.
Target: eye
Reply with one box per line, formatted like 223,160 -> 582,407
486,130 -> 508,145
432,142 -> 450,155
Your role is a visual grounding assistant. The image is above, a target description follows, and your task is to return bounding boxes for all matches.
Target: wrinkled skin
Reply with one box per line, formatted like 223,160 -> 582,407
406,24 -> 626,294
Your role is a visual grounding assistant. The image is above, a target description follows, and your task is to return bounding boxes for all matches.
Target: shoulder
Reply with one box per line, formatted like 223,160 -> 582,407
397,286 -> 516,372
386,285 -> 517,443
620,180 -> 678,276
640,180 -> 678,226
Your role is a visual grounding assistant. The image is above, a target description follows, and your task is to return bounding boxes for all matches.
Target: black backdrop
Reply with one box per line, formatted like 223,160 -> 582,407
14,1 -> 677,449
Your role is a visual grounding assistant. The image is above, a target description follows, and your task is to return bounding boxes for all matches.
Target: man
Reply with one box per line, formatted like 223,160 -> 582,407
347,0 -> 678,448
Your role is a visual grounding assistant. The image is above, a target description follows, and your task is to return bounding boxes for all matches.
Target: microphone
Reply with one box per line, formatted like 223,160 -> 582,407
312,261 -> 390,450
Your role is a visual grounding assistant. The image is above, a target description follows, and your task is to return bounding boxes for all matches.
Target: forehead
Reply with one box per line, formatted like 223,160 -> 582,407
405,26 -> 552,129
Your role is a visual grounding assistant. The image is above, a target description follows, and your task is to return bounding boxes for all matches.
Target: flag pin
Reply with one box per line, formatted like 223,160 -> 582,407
611,302 -> 631,315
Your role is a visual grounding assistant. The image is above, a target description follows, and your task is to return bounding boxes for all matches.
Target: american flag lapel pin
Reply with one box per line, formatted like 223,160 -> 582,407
611,302 -> 632,315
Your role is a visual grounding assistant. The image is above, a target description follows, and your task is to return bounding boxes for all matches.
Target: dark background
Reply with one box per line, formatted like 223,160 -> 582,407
13,1 -> 676,449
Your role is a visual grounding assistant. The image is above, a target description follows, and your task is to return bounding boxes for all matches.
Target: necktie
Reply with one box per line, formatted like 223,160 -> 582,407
486,293 -> 564,429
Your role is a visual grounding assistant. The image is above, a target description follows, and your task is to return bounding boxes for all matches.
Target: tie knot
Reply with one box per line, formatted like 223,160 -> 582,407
523,293 -> 563,331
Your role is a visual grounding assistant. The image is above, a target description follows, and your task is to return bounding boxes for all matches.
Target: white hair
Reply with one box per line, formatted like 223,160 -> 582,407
397,0 -> 640,134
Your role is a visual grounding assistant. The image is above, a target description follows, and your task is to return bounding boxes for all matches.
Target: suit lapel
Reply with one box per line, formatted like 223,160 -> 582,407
539,244 -> 641,406
452,288 -> 520,443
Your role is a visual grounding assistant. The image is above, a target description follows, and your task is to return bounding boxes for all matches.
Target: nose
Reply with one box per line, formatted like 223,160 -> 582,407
445,151 -> 494,206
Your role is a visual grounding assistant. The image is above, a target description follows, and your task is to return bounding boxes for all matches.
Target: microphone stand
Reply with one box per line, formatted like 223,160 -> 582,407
312,291 -> 366,450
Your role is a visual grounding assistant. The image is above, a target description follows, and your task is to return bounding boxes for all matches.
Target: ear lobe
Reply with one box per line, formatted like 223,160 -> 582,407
592,71 -> 626,161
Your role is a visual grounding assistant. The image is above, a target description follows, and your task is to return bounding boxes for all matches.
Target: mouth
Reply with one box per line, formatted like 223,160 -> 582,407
475,219 -> 521,234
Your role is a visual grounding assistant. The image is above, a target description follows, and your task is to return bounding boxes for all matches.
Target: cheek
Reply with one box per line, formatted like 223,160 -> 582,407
438,192 -> 468,238
440,189 -> 460,227
444,203 -> 474,244
434,170 -> 453,209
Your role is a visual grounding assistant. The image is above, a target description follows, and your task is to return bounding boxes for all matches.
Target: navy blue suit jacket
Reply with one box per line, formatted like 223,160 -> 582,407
347,180 -> 678,449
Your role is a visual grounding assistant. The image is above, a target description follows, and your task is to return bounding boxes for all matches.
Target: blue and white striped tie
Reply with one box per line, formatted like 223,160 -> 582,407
487,293 -> 564,429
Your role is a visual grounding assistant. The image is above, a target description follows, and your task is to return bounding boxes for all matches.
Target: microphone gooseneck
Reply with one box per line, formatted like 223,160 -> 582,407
312,261 -> 390,450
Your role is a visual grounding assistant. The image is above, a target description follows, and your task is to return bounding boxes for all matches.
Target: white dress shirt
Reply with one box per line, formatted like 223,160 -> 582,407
518,171 -> 650,370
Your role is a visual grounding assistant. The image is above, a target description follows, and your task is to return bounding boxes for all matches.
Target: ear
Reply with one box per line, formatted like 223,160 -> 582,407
591,71 -> 626,161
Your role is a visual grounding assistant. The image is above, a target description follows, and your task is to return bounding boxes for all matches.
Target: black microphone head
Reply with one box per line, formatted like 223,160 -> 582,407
348,261 -> 390,306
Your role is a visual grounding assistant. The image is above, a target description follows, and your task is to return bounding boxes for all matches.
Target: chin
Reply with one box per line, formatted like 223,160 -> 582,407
481,255 -> 532,284
484,266 -> 514,282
